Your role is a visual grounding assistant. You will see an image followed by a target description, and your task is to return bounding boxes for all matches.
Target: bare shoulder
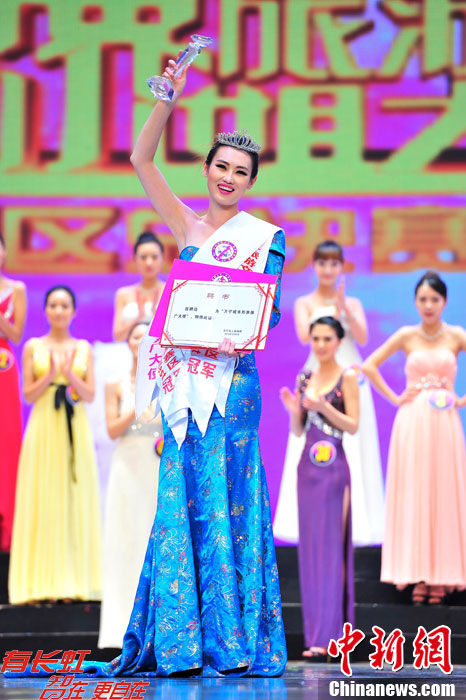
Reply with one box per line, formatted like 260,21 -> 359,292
23,338 -> 37,355
393,325 -> 413,343
294,293 -> 314,310
76,338 -> 92,355
115,285 -> 136,300
342,367 -> 359,388
0,277 -> 25,294
105,377 -> 122,394
346,295 -> 363,309
343,366 -> 358,378
447,324 -> 466,349
447,324 -> 466,338
13,279 -> 26,293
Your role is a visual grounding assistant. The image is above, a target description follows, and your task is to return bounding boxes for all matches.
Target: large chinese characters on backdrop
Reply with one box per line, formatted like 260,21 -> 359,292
0,0 -> 465,509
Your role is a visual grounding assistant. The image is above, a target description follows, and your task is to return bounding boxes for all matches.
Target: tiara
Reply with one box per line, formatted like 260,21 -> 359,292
215,129 -> 261,154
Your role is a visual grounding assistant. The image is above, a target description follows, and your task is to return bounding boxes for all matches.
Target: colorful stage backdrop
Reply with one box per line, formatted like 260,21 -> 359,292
1,0 -> 466,520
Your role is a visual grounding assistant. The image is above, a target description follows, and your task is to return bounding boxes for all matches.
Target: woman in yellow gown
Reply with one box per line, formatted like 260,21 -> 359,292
8,285 -> 102,604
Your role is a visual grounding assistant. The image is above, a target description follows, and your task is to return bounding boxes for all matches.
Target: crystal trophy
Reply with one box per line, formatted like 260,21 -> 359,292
147,34 -> 213,101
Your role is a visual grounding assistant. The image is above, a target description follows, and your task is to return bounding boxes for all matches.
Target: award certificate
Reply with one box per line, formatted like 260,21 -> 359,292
161,279 -> 277,350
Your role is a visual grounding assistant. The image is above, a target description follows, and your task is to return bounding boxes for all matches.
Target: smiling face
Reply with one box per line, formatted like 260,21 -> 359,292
415,283 -> 446,325
128,323 -> 148,357
313,257 -> 343,288
45,289 -> 75,330
135,241 -> 163,281
203,146 -> 256,207
310,322 -> 341,362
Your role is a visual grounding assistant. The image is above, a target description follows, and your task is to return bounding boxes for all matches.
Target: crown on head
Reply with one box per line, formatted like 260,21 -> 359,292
215,129 -> 261,154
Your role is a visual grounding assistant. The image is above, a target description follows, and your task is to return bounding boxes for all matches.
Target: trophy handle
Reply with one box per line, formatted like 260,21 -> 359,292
146,35 -> 214,102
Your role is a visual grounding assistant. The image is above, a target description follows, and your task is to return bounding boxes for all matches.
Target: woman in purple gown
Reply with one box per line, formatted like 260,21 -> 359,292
280,316 -> 359,660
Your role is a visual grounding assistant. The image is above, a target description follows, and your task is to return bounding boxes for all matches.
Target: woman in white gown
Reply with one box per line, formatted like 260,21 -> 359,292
113,232 -> 165,342
89,232 -> 165,507
98,321 -> 162,649
274,240 -> 385,546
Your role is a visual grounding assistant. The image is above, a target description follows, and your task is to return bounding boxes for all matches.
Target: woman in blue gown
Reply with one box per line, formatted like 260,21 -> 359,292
103,239 -> 285,677
6,240 -> 286,678
4,57 -> 286,682
103,59 -> 287,676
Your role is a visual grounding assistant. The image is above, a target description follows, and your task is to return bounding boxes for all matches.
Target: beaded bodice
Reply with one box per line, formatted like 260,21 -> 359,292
298,370 -> 346,439
406,348 -> 456,391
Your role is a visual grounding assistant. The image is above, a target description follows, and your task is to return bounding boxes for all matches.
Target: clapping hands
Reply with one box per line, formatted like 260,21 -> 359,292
47,349 -> 58,382
336,277 -> 346,316
279,387 -> 301,415
61,348 -> 77,381
302,392 -> 327,412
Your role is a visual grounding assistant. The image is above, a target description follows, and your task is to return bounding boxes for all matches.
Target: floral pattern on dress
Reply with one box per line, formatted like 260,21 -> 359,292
98,231 -> 287,678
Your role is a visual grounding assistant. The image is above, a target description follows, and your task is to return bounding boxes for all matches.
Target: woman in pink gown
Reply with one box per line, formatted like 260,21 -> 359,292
0,233 -> 27,551
363,271 -> 466,604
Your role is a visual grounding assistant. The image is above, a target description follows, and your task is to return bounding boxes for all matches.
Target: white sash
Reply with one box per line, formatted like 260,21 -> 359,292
136,211 -> 279,448
192,211 -> 275,272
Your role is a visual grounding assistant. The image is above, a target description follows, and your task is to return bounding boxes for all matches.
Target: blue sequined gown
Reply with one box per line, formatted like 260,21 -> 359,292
103,232 -> 287,677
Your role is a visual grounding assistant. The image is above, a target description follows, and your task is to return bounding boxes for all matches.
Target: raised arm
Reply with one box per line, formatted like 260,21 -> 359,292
362,328 -> 408,406
0,281 -> 27,344
280,385 -> 306,437
341,297 -> 368,346
334,278 -> 367,346
130,60 -> 194,250
294,296 -> 311,344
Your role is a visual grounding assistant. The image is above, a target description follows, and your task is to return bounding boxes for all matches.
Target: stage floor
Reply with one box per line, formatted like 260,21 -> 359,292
1,663 -> 464,700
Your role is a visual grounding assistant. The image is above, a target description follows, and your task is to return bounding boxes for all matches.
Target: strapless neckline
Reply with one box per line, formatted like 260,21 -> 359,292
405,346 -> 457,388
407,347 -> 456,361
310,304 -> 337,317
